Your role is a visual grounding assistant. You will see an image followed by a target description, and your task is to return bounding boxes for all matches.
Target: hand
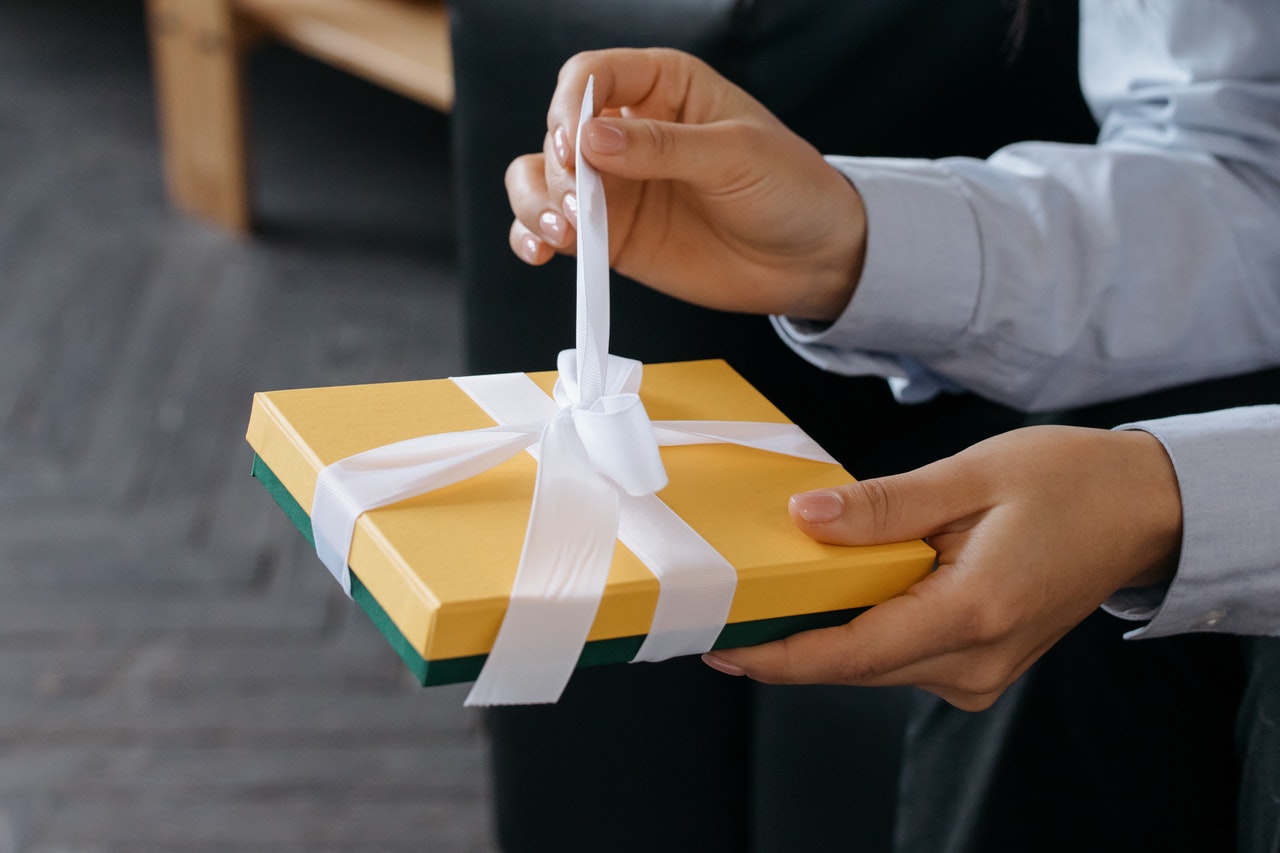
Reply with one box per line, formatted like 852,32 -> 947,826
702,426 -> 1184,711
505,48 -> 867,320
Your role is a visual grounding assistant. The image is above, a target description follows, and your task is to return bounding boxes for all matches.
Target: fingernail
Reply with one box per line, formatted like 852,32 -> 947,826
790,490 -> 843,523
539,209 -> 567,244
552,126 -> 570,168
702,653 -> 745,677
562,193 -> 578,229
519,233 -> 542,263
586,120 -> 626,154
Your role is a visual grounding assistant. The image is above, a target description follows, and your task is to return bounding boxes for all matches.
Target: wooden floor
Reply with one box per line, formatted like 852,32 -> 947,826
0,2 -> 497,850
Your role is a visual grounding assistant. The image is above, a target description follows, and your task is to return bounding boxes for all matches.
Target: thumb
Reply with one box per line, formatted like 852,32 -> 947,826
581,116 -> 759,192
789,462 -> 979,547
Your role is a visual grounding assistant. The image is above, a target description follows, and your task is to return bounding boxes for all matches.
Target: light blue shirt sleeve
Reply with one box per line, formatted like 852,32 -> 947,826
774,0 -> 1280,413
1104,406 -> 1280,638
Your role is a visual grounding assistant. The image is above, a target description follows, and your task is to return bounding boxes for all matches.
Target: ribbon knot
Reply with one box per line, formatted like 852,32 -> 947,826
555,350 -> 668,498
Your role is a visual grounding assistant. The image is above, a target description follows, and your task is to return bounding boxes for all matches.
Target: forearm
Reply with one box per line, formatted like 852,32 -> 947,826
776,0 -> 1280,412
779,143 -> 1280,411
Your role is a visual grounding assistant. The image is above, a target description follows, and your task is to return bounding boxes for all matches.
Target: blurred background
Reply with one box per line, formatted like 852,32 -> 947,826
0,2 -> 497,850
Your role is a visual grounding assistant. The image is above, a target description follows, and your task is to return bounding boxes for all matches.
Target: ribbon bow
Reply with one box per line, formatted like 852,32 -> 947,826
310,78 -> 835,706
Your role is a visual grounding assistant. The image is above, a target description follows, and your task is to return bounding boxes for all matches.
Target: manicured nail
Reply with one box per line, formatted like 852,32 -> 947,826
539,209 -> 567,244
586,120 -> 626,154
562,193 -> 578,229
552,126 -> 570,168
519,233 -> 541,263
790,490 -> 843,523
702,653 -> 745,677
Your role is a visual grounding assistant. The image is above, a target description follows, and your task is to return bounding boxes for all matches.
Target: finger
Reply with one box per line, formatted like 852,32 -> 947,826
788,457 -> 988,547
548,48 -> 705,163
704,576 -> 974,687
706,563 -> 1075,709
505,153 -> 576,252
508,219 -> 556,266
541,131 -> 577,232
578,115 -> 770,193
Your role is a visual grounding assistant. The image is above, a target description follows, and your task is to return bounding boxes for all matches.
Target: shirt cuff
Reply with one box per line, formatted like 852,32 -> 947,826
1102,407 -> 1280,639
772,157 -> 983,400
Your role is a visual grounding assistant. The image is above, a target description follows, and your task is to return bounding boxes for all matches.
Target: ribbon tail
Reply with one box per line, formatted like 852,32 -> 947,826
619,492 -> 737,663
653,420 -> 839,464
313,427 -> 540,594
466,409 -> 620,706
574,75 -> 610,405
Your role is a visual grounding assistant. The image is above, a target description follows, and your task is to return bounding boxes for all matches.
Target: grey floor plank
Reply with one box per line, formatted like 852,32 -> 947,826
0,2 -> 496,851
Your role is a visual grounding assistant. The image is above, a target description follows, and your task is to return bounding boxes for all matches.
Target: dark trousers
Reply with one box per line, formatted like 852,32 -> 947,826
486,657 -> 914,853
897,612 -> 1280,852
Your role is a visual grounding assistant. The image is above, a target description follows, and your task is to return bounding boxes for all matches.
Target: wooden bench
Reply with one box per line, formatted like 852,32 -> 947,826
146,0 -> 452,233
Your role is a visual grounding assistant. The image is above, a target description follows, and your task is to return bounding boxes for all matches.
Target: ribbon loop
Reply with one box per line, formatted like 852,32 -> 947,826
573,393 -> 668,496
554,349 -> 644,406
555,348 -> 666,497
574,75 -> 610,406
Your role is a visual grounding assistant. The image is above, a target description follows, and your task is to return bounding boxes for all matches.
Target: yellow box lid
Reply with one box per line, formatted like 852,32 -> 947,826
246,359 -> 934,661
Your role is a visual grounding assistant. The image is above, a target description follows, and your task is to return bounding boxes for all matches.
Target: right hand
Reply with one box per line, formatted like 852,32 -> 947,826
703,425 -> 1185,711
505,48 -> 867,321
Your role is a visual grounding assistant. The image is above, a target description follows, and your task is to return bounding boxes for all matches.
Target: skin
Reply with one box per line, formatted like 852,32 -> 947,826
507,48 -> 1185,710
505,47 -> 867,320
704,426 -> 1184,711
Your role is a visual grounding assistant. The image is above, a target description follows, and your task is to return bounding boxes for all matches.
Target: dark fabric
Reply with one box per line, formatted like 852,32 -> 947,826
897,623 -> 1280,853
1237,637 -> 1280,853
750,685 -> 916,852
1027,366 -> 1280,431
486,656 -> 753,853
449,0 -> 1096,849
896,612 -> 1245,853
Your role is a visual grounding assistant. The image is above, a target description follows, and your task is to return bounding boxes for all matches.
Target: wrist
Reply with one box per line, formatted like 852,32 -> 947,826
1116,428 -> 1184,588
789,165 -> 866,321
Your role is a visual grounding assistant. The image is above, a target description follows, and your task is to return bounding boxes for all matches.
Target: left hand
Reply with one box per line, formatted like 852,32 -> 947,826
505,48 -> 867,319
701,425 -> 1184,711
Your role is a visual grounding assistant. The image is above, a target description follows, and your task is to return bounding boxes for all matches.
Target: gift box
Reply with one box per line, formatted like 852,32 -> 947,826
246,358 -> 935,692
245,76 -> 933,705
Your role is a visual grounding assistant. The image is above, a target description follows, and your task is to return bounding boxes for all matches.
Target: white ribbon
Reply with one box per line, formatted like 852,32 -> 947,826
310,77 -> 836,706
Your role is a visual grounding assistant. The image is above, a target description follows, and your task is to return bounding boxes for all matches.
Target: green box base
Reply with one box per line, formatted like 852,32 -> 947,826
252,454 -> 865,686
